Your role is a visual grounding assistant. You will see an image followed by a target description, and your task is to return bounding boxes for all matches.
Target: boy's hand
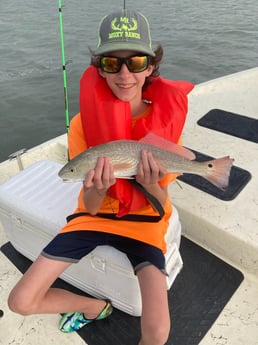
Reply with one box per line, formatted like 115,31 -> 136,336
136,150 -> 166,186
83,157 -> 116,194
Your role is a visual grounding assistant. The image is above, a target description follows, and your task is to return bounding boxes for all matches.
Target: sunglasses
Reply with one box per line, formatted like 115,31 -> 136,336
100,55 -> 150,73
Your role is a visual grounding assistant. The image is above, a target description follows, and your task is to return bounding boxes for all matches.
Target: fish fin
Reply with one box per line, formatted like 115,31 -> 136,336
139,132 -> 196,160
201,156 -> 234,190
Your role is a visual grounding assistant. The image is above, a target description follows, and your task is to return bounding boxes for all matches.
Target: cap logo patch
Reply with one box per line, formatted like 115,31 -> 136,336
109,16 -> 140,39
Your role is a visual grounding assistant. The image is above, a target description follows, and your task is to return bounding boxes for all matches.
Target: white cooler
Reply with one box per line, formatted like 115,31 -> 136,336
0,160 -> 183,316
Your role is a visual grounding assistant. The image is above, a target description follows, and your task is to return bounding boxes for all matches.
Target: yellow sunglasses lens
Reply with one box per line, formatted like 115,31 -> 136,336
127,56 -> 149,72
101,57 -> 120,73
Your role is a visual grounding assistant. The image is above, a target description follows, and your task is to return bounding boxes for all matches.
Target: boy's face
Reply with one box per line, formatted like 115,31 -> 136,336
99,50 -> 153,104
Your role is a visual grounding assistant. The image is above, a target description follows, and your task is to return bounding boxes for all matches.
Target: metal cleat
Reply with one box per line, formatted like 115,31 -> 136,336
8,148 -> 27,171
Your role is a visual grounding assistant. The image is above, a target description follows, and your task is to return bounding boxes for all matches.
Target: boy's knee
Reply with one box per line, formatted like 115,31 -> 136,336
8,289 -> 34,316
141,321 -> 170,345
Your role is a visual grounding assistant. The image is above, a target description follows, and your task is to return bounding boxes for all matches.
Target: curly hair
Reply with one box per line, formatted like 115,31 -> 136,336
90,44 -> 164,90
149,44 -> 163,78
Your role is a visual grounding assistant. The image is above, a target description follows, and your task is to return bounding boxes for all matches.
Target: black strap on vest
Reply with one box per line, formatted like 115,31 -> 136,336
66,179 -> 165,223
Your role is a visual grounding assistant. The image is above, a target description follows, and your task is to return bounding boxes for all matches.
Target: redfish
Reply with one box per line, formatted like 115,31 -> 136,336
58,134 -> 234,190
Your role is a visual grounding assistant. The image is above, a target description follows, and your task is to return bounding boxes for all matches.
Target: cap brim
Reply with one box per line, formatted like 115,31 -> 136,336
94,42 -> 155,57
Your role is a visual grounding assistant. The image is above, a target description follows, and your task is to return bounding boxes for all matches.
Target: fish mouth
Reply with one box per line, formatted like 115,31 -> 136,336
60,178 -> 81,183
61,178 -> 72,182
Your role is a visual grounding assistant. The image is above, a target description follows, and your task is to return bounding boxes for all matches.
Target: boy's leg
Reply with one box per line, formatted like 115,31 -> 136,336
137,265 -> 170,345
8,254 -> 106,318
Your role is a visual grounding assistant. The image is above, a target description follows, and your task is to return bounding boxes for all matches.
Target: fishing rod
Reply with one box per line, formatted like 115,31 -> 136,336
58,0 -> 70,132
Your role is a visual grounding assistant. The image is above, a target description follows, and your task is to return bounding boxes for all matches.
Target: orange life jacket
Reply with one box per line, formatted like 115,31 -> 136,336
80,66 -> 194,216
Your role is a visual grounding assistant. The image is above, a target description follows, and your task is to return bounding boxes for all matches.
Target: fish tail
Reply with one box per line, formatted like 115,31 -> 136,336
202,156 -> 234,190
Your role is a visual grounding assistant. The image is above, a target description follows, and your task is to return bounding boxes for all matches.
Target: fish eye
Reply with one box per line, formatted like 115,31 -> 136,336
70,168 -> 74,173
208,163 -> 213,168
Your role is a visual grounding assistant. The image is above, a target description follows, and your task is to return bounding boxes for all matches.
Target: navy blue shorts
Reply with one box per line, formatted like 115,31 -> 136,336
42,231 -> 166,275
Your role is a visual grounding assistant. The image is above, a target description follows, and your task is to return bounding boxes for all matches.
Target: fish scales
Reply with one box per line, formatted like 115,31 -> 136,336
101,141 -> 203,175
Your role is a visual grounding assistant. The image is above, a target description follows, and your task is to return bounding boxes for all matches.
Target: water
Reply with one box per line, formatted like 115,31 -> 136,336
1,0 -> 257,162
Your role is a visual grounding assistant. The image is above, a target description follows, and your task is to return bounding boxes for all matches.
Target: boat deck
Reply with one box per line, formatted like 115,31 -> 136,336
169,67 -> 258,345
